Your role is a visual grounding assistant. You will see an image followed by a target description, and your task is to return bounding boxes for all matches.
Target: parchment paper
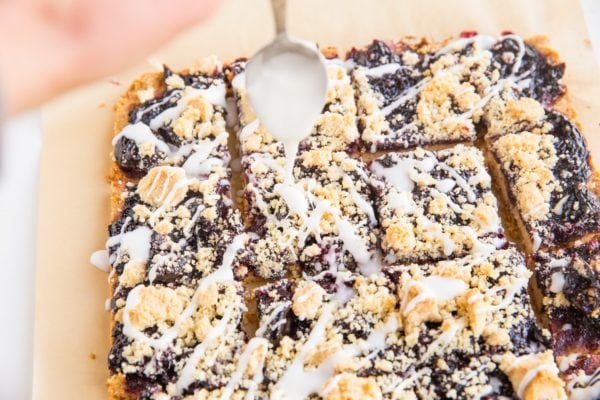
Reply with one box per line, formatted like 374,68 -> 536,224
33,0 -> 600,398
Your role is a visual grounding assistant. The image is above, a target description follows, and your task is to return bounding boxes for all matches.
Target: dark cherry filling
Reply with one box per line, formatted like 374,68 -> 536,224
544,112 -> 600,243
314,272 -> 344,294
507,316 -> 550,355
129,90 -> 180,126
491,37 -> 565,106
372,152 -> 506,264
348,40 -> 400,67
534,241 -> 600,357
549,112 -> 591,182
111,333 -> 178,390
427,351 -> 514,399
108,324 -> 128,374
147,233 -> 196,286
368,69 -> 422,106
108,194 -> 139,237
563,262 -> 600,317
335,313 -> 373,343
114,136 -> 166,179
551,308 -> 600,356
562,355 -> 600,379
386,98 -> 418,133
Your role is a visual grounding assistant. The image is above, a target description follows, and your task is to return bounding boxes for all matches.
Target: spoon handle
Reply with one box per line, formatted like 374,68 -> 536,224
271,0 -> 286,35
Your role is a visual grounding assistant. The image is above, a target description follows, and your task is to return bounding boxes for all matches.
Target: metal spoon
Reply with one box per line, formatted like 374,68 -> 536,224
245,0 -> 328,147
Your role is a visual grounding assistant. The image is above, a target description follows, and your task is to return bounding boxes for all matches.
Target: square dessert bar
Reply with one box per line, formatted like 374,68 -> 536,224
485,91 -> 600,251
247,248 -> 565,399
228,51 -> 360,156
348,34 -> 565,152
369,144 -> 506,265
530,240 -> 600,399
256,274 -> 399,399
372,247 -> 565,400
243,149 -> 378,280
533,240 -> 600,355
532,240 -> 600,398
112,65 -> 230,180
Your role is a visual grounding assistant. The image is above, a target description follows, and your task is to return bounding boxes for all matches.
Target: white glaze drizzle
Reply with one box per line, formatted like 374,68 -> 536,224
247,155 -> 378,276
112,79 -> 228,171
532,234 -> 542,252
549,272 -> 565,293
181,131 -> 228,177
111,226 -> 153,266
477,275 -> 529,314
567,367 -> 600,400
112,123 -> 170,154
386,369 -> 427,395
400,275 -> 468,315
363,63 -> 406,78
505,353 -> 560,399
552,195 -> 570,215
175,307 -> 235,395
271,302 -> 337,399
149,85 -> 227,130
220,337 -> 269,400
147,176 -> 194,225
516,364 -> 557,399
371,148 -> 501,257
422,317 -> 466,359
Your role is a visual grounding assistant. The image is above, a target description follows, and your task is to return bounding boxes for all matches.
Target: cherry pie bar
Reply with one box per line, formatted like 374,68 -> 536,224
532,240 -> 600,399
102,33 -> 600,399
485,87 -> 600,252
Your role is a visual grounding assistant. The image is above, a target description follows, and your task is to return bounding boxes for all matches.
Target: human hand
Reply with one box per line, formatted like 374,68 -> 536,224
0,0 -> 222,115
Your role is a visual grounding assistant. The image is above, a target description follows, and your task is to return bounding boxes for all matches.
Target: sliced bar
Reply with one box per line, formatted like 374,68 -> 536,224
243,149 -> 378,280
369,144 -> 506,265
485,90 -> 600,252
533,239 -> 600,399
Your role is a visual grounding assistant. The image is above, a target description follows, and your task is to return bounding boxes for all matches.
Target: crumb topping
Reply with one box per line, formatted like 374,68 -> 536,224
350,34 -> 565,152
137,166 -> 189,209
500,350 -> 566,400
493,132 -> 558,221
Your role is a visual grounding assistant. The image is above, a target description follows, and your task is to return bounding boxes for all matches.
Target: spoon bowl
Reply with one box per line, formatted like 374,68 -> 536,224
245,34 -> 328,146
